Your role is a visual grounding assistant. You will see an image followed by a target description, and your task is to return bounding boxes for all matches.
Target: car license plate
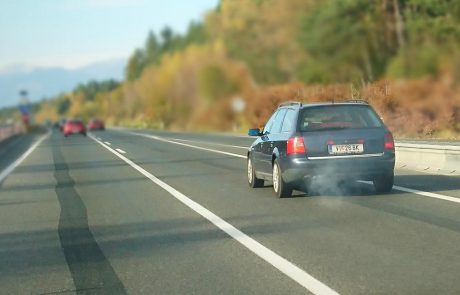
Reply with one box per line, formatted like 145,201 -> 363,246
328,144 -> 363,155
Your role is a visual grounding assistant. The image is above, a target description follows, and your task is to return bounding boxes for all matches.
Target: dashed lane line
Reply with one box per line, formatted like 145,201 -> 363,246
128,131 -> 247,159
115,148 -> 126,154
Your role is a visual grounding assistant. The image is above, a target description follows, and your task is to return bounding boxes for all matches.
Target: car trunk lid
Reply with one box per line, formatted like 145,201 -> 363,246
302,128 -> 385,158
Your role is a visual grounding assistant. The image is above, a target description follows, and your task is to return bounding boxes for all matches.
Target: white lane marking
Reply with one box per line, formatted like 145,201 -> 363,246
104,141 -> 111,145
124,130 -> 460,205
204,131 -> 252,139
111,127 -> 251,139
397,166 -> 459,177
115,148 -> 126,154
89,134 -> 338,295
169,137 -> 248,149
358,181 -> 460,204
0,133 -> 50,183
128,131 -> 247,159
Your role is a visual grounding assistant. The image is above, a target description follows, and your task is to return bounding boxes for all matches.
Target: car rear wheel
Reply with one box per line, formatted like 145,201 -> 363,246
373,172 -> 394,194
272,159 -> 292,198
247,157 -> 264,188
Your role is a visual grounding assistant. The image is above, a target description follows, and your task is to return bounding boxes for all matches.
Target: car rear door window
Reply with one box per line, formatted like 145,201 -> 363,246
270,109 -> 287,134
281,109 -> 296,133
263,110 -> 279,134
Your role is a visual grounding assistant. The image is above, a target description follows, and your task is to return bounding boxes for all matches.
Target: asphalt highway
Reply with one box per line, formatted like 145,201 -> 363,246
0,129 -> 459,294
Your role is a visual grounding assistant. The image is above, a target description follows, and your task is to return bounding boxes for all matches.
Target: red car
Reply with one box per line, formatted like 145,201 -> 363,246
63,120 -> 86,137
87,119 -> 105,131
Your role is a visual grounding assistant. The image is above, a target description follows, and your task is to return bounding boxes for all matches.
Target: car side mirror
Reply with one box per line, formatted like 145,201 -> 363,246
248,128 -> 261,137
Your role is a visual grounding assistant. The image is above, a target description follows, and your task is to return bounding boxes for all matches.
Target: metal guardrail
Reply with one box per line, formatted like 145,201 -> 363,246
395,141 -> 460,175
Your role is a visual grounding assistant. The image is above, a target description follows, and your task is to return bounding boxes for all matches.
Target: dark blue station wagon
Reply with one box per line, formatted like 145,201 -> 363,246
247,101 -> 395,198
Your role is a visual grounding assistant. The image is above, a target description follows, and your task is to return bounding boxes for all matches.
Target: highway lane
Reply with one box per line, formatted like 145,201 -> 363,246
0,129 -> 459,294
0,132 -> 307,294
118,128 -> 460,199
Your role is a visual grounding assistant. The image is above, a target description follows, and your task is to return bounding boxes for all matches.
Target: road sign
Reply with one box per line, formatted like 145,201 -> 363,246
231,97 -> 246,113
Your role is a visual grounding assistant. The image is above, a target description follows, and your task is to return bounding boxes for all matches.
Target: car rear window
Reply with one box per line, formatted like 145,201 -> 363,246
298,105 -> 383,132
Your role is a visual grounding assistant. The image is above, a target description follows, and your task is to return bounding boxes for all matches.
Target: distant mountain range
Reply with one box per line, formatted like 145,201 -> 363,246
0,58 -> 126,108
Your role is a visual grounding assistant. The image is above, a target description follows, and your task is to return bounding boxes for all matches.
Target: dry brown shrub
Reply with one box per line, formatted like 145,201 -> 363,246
238,73 -> 460,138
362,73 -> 460,137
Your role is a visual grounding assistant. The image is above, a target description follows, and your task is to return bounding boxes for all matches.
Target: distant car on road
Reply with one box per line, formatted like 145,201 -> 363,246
63,120 -> 86,137
87,119 -> 105,131
247,101 -> 395,197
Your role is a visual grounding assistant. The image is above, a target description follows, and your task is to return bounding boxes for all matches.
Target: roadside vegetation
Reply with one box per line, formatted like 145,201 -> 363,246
32,0 -> 460,138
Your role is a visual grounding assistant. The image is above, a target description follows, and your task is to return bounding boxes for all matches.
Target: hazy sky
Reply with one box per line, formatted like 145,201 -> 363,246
0,0 -> 218,69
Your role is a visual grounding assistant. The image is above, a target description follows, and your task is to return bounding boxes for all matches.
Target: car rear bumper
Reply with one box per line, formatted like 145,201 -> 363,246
280,153 -> 395,183
88,126 -> 104,130
64,129 -> 86,135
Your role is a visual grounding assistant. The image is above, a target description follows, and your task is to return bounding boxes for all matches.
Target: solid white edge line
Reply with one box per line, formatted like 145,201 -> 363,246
88,134 -> 339,295
125,130 -> 460,205
358,181 -> 460,204
115,148 -> 126,154
129,131 -> 247,159
0,132 -> 50,183
169,137 -> 248,149
397,166 -> 459,177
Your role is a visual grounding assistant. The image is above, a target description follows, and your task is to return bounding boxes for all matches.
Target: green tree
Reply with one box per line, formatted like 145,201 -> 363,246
298,0 -> 399,84
125,49 -> 147,81
57,97 -> 71,115
387,0 -> 460,78
74,80 -> 120,101
160,26 -> 174,51
145,30 -> 160,64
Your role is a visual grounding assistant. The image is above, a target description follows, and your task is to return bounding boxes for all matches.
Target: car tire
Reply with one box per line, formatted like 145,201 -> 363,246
272,159 -> 292,198
373,172 -> 394,194
247,156 -> 264,188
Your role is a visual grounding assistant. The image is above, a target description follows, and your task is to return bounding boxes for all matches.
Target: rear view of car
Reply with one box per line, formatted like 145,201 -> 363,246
63,120 -> 86,137
87,119 -> 105,131
247,101 -> 395,197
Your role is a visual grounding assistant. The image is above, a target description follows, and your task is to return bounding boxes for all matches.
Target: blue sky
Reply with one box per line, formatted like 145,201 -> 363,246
0,0 -> 218,69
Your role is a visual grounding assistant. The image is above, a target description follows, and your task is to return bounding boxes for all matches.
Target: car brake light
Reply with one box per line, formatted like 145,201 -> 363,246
384,133 -> 395,150
287,137 -> 306,155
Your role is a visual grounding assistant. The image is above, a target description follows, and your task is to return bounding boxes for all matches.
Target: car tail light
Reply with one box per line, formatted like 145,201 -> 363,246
384,133 -> 395,150
287,136 -> 306,155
